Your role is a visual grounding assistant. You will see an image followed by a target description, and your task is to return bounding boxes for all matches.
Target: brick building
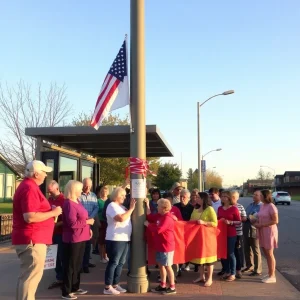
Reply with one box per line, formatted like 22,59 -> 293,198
243,179 -> 273,195
275,171 -> 300,195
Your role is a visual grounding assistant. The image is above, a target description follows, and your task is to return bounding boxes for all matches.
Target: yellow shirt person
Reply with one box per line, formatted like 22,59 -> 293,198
190,206 -> 218,264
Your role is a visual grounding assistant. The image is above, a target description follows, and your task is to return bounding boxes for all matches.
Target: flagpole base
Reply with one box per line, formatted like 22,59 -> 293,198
127,273 -> 149,293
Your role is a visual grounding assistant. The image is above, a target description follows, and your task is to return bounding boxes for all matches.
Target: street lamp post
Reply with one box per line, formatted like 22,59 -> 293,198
201,148 -> 222,191
197,90 -> 234,191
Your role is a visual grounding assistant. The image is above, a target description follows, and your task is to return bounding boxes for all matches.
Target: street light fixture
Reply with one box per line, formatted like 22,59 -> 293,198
202,148 -> 222,159
222,90 -> 235,95
201,148 -> 222,191
197,91 -> 234,191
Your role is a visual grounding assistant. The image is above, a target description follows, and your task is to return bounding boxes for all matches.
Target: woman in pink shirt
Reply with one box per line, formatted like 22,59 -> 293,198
217,191 -> 241,282
253,189 -> 279,284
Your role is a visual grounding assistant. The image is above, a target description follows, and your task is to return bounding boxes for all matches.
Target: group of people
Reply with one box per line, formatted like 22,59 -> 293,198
11,160 -> 279,300
11,160 -> 135,299
12,161 -> 95,300
143,184 -> 279,293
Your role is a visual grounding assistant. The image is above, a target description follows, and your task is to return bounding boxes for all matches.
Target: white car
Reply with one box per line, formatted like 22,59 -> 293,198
272,191 -> 291,205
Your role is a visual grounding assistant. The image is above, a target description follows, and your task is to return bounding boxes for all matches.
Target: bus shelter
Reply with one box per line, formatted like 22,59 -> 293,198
25,125 -> 173,194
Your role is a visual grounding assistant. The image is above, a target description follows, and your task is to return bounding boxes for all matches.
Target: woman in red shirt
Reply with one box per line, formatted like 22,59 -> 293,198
145,195 -> 182,284
145,198 -> 177,295
217,191 -> 241,282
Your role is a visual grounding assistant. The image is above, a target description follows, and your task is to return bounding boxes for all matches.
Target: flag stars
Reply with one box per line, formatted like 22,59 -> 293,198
108,41 -> 127,81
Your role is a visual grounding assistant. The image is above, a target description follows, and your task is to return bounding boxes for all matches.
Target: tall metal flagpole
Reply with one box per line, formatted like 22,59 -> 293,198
127,0 -> 149,293
125,34 -> 134,133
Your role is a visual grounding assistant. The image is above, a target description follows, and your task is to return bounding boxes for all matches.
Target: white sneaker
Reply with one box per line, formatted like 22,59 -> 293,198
184,265 -> 191,271
262,276 -> 276,283
72,289 -> 88,295
261,274 -> 269,280
100,258 -> 108,264
113,285 -> 127,293
105,257 -> 109,262
103,287 -> 120,295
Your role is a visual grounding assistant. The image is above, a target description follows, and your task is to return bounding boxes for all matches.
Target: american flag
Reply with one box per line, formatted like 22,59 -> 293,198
91,39 -> 129,129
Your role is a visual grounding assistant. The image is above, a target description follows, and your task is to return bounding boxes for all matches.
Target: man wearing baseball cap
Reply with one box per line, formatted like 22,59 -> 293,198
12,160 -> 62,300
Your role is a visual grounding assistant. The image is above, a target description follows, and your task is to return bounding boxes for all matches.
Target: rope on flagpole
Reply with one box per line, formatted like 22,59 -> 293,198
125,157 -> 157,179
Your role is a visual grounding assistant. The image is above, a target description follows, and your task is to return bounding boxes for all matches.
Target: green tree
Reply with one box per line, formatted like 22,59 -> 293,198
71,112 -> 160,185
205,170 -> 223,189
154,162 -> 182,190
187,168 -> 198,190
186,167 -> 223,190
72,112 -> 129,127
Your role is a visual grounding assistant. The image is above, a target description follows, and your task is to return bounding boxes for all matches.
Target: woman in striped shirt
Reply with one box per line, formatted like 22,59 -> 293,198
231,191 -> 247,279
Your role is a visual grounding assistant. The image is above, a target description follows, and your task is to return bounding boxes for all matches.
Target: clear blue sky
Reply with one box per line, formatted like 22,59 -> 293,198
1,0 -> 300,187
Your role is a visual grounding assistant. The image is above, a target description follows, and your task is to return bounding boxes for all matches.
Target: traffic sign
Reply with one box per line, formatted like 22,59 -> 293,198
201,160 -> 206,172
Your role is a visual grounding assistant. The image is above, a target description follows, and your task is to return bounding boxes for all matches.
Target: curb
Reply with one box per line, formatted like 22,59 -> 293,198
261,253 -> 299,293
0,241 -> 13,252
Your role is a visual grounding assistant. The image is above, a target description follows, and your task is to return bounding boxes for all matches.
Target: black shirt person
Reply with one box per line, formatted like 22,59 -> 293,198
174,189 -> 194,221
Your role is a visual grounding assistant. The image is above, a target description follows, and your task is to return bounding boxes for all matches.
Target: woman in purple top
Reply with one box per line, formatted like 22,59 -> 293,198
62,180 -> 95,300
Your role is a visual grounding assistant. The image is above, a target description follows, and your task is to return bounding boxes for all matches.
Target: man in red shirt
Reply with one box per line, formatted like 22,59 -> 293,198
47,180 -> 65,289
145,198 -> 176,295
12,160 -> 62,300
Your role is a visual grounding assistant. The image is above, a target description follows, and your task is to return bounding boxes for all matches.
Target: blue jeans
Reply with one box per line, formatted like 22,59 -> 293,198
105,240 -> 129,286
53,234 -> 64,281
222,236 -> 237,276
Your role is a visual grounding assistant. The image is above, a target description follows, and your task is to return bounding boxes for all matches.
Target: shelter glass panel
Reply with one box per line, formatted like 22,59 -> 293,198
59,156 -> 78,192
82,165 -> 93,181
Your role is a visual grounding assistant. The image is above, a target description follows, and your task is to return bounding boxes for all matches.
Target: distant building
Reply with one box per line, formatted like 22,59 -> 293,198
0,155 -> 21,202
179,179 -> 188,189
275,171 -> 300,195
243,179 -> 273,195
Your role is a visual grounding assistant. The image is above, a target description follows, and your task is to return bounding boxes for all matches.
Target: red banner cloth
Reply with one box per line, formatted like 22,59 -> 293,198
147,220 -> 227,265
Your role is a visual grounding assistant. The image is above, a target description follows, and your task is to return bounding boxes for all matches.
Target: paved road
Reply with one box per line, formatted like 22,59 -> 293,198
239,196 -> 300,291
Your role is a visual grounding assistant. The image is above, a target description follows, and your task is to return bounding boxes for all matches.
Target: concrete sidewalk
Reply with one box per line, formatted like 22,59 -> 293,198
0,242 -> 299,300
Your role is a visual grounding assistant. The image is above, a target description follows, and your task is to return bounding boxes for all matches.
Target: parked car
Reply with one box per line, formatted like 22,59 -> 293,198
272,191 -> 291,205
